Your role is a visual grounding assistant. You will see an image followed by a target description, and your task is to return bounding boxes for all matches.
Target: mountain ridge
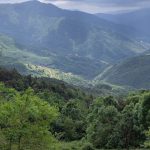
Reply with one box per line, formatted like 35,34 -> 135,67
0,0 -> 149,84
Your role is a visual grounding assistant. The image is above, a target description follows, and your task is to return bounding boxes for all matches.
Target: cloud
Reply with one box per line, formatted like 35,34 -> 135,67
0,0 -> 30,3
0,0 -> 150,14
41,0 -> 150,14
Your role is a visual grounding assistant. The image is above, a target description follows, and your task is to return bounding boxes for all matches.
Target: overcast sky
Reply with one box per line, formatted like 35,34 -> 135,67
0,0 -> 150,14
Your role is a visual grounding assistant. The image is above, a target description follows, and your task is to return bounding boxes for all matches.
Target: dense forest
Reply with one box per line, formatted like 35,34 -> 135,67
0,68 -> 150,150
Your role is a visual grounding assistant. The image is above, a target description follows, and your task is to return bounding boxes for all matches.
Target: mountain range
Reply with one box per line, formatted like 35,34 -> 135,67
0,0 -> 150,89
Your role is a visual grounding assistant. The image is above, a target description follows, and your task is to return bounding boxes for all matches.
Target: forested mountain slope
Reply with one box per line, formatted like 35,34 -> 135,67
0,0 -> 148,79
97,54 -> 150,89
0,35 -> 89,86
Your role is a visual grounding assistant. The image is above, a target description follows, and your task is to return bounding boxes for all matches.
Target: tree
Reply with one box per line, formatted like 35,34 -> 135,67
53,100 -> 86,141
0,87 -> 58,150
86,97 -> 120,149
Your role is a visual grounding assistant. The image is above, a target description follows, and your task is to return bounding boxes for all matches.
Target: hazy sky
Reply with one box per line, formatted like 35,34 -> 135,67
0,0 -> 150,14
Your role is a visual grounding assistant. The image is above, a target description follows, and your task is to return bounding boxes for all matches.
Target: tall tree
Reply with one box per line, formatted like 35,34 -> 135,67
0,87 -> 58,150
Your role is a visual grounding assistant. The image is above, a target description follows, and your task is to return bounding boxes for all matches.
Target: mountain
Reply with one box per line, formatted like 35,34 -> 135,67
96,8 -> 150,42
0,34 -> 90,86
96,54 -> 150,89
0,0 -> 148,79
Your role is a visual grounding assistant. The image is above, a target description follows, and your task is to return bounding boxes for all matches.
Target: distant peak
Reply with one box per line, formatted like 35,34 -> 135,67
23,0 -> 54,5
28,0 -> 50,4
21,0 -> 43,4
21,0 -> 53,6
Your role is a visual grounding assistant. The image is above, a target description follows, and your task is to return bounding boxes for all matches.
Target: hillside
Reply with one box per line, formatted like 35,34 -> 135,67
96,54 -> 150,89
0,34 -> 89,86
1,67 -> 150,149
0,0 -> 148,79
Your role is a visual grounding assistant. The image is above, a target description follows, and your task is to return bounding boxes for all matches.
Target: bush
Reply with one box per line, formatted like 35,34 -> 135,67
81,142 -> 95,150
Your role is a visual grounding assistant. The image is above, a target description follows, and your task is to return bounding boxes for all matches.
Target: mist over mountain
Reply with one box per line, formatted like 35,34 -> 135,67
96,8 -> 150,42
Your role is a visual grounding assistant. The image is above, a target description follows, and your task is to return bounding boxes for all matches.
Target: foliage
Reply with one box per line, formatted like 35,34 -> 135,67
0,68 -> 150,149
145,128 -> 150,148
0,84 -> 58,150
86,92 -> 150,149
